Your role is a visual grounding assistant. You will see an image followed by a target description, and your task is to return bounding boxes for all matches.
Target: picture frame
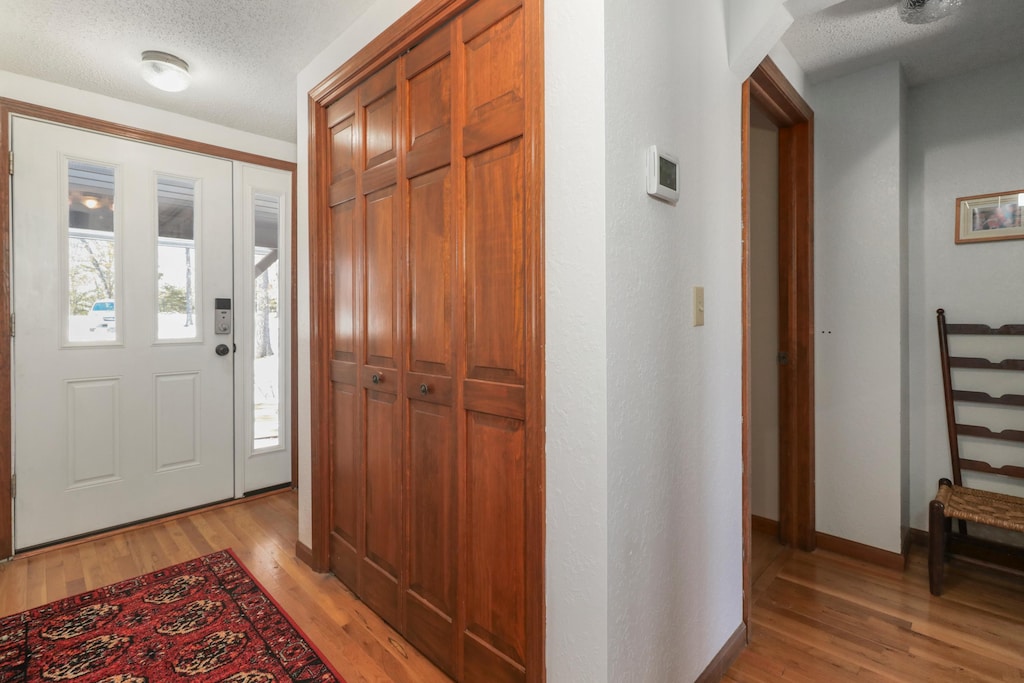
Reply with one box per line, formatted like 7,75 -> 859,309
955,189 -> 1024,244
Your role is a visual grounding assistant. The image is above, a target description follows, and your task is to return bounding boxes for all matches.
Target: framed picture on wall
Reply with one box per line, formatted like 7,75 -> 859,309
955,189 -> 1024,244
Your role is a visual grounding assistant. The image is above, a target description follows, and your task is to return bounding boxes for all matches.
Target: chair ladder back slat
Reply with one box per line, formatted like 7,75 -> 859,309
946,323 -> 1024,336
952,390 -> 1024,407
955,424 -> 1024,444
949,357 -> 1024,371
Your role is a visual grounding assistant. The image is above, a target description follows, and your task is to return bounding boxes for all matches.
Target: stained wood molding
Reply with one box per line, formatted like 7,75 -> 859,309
816,532 -> 907,571
295,540 -> 315,569
751,515 -> 780,536
695,624 -> 747,683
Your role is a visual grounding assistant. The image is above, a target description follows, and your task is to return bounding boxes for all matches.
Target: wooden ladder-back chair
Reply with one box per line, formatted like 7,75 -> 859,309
930,309 -> 1024,595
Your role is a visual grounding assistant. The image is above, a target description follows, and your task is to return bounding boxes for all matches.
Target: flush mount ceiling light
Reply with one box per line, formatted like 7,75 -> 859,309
140,50 -> 191,92
898,0 -> 962,24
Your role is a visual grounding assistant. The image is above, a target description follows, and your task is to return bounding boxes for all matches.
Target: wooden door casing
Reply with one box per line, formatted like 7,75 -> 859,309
311,0 -> 543,680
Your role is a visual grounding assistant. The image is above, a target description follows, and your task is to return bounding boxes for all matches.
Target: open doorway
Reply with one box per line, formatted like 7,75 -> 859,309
748,102 -> 786,586
741,57 -> 815,629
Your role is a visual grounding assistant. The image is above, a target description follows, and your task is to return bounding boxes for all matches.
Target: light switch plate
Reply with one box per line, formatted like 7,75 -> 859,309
693,286 -> 704,327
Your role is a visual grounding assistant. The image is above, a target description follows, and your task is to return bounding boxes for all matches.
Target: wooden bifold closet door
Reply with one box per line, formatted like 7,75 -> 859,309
313,0 -> 543,681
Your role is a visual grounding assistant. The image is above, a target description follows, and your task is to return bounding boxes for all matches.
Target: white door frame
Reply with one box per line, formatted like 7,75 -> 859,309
0,99 -> 296,557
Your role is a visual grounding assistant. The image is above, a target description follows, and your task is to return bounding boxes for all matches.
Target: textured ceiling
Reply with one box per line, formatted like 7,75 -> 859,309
4,1 -> 1023,143
783,0 -> 1024,86
0,0 -> 374,142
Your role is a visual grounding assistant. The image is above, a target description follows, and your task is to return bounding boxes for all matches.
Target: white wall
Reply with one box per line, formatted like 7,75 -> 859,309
0,70 -> 295,162
907,57 -> 1024,530
724,0 -> 793,79
810,62 -> 907,553
604,0 -> 746,678
545,0 -> 609,680
769,41 -> 807,97
750,115 -> 780,522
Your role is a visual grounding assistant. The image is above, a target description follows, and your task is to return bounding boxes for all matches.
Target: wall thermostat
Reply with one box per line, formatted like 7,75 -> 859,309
647,145 -> 679,203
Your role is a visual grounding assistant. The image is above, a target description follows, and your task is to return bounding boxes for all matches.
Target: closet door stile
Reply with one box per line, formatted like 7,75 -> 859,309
359,62 -> 404,627
403,23 -> 460,678
328,90 -> 362,592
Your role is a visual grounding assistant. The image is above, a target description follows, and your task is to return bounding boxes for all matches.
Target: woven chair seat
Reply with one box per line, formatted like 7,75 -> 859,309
935,483 -> 1024,534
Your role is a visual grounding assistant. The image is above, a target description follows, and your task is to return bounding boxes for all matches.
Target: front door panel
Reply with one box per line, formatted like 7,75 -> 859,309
12,117 -> 234,549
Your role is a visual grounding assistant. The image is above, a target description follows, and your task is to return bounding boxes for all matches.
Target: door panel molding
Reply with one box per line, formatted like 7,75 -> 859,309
0,98 -> 297,559
741,57 -> 815,630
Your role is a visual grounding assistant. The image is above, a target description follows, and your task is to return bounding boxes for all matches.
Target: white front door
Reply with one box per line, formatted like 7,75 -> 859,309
12,117 -> 235,549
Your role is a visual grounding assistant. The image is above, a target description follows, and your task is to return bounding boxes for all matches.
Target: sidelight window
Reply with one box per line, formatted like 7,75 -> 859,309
253,192 -> 281,449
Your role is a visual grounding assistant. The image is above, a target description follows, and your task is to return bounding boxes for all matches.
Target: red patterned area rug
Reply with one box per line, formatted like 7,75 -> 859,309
0,549 -> 344,682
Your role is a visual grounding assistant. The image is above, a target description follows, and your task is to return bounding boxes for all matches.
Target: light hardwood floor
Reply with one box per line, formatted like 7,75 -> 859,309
7,497 -> 1023,682
728,530 -> 1024,681
0,491 -> 451,683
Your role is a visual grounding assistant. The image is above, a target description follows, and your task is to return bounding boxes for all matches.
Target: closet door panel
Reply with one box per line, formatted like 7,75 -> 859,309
362,64 -> 398,171
406,29 -> 452,179
408,169 -> 452,374
464,139 -> 525,387
406,400 -> 456,672
462,0 -> 524,157
463,411 -> 527,683
363,388 -> 402,625
332,202 -> 357,360
331,378 -> 359,588
458,2 -> 531,679
365,187 -> 399,369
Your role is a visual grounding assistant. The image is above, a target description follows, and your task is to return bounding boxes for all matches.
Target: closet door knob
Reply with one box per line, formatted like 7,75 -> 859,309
371,373 -> 382,385
419,383 -> 429,395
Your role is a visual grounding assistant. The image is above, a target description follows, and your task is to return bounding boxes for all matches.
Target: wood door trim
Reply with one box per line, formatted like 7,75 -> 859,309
740,57 -> 814,631
0,98 -> 297,559
309,0 -> 478,107
1,99 -> 294,171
